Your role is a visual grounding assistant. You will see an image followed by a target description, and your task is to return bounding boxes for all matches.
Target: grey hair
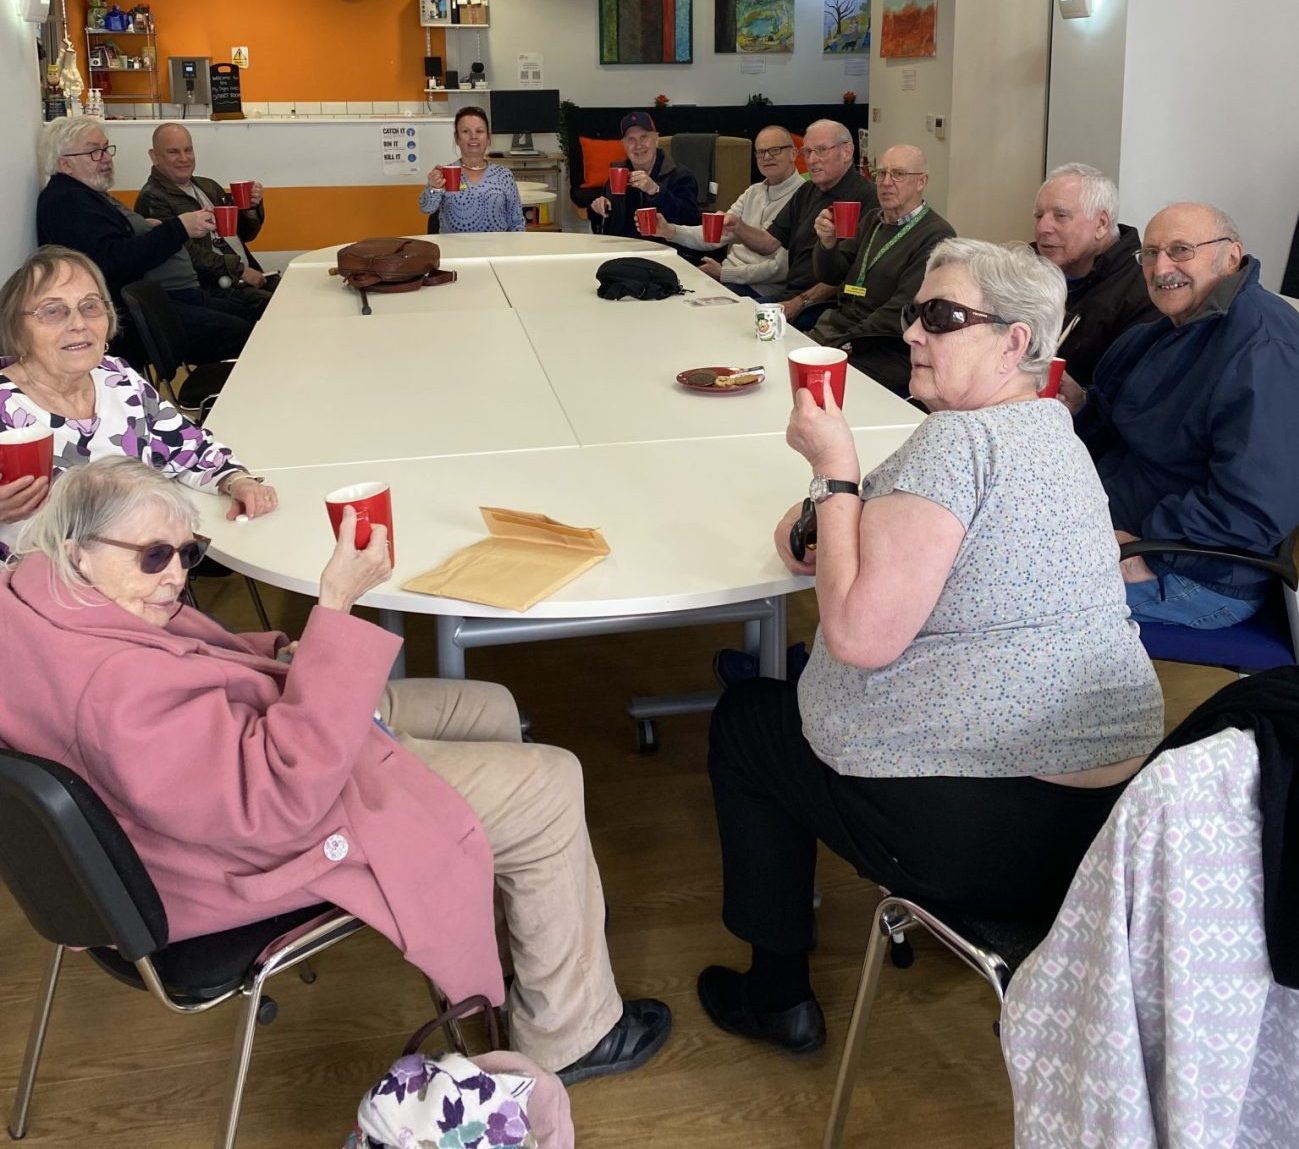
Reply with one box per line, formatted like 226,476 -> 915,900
38,116 -> 106,184
10,457 -> 199,598
1042,162 -> 1119,238
1156,200 -> 1242,245
804,119 -> 853,146
925,238 -> 1066,382
0,246 -> 118,359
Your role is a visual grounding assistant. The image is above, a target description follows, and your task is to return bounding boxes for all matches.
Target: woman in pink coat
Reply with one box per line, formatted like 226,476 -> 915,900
0,457 -> 669,1083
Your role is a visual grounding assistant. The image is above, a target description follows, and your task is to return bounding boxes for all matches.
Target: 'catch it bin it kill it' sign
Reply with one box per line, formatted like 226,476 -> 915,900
380,125 -> 420,177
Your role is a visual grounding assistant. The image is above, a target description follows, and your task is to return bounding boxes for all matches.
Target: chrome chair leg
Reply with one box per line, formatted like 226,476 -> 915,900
244,579 -> 271,631
213,987 -> 265,1149
297,959 -> 316,985
7,944 -> 64,1140
822,902 -> 914,1149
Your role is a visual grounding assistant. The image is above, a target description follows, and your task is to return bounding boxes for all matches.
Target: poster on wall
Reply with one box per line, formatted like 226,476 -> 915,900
716,0 -> 793,53
379,125 -> 420,178
824,0 -> 869,54
600,0 -> 692,64
880,0 -> 936,59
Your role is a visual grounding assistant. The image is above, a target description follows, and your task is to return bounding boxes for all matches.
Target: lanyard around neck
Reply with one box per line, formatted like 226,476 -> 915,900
847,203 -> 930,294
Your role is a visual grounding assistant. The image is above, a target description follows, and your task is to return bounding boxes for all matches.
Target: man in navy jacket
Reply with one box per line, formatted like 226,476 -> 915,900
1066,202 -> 1299,629
587,112 -> 700,239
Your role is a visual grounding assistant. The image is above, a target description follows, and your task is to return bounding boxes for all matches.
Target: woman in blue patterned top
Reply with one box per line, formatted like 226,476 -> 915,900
0,246 -> 276,557
418,107 -> 525,234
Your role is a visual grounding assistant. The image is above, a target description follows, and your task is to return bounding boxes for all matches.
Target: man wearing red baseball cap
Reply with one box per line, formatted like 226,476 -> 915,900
589,111 -> 701,238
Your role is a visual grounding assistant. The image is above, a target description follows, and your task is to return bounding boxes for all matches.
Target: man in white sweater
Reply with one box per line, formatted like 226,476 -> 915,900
653,125 -> 805,298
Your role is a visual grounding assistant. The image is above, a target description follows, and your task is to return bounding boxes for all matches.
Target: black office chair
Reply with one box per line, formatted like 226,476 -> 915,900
426,209 -> 442,234
1120,528 -> 1299,673
119,280 -> 236,422
0,749 -> 367,1149
822,892 -> 1051,1149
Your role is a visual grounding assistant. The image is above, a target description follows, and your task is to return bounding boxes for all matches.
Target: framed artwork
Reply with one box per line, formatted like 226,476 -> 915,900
880,0 -> 936,59
600,0 -> 693,64
824,0 -> 869,54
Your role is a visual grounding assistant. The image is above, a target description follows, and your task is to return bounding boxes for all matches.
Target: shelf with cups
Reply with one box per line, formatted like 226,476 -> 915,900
419,0 -> 490,26
85,25 -> 160,116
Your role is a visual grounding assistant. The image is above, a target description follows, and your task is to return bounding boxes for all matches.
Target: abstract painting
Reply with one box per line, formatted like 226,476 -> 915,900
601,0 -> 693,64
880,0 -> 936,58
737,0 -> 794,53
824,0 -> 869,54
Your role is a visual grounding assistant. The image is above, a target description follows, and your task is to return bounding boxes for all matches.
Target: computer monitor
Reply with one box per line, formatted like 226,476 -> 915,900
490,89 -> 561,155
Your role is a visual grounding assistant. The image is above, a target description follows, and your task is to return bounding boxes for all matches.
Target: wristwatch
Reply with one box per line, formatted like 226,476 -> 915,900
809,475 -> 860,503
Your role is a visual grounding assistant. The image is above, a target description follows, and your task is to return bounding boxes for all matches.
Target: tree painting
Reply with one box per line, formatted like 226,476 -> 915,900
824,0 -> 870,54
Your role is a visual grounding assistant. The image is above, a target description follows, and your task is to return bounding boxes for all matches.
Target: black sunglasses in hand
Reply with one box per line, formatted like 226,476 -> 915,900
789,498 -> 818,563
900,298 -> 1013,335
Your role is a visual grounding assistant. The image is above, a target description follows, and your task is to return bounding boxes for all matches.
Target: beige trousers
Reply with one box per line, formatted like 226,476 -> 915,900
378,678 -> 623,1070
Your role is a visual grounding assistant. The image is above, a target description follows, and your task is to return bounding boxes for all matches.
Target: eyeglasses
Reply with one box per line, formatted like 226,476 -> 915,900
756,145 -> 794,159
901,298 -> 1013,335
801,143 -> 850,159
1134,237 -> 1231,266
61,144 -> 116,162
88,534 -> 210,574
24,296 -> 110,326
871,168 -> 925,183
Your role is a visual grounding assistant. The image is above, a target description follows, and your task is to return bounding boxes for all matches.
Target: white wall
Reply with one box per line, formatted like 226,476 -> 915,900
1048,0 -> 1299,290
476,0 -> 869,107
1044,0 -> 1126,180
0,9 -> 43,284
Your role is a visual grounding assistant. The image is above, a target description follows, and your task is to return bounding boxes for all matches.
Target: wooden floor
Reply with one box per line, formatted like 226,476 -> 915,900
0,579 -> 1235,1148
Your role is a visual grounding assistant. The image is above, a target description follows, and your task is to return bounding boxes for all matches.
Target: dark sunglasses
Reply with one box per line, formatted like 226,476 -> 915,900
88,534 -> 210,574
790,499 -> 817,563
901,298 -> 1013,335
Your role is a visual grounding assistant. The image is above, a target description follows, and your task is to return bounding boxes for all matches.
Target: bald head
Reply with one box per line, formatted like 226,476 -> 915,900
149,123 -> 196,185
1141,201 -> 1244,326
876,143 -> 928,220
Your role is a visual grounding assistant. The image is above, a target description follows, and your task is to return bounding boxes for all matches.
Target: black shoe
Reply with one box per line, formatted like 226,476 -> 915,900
711,643 -> 810,689
696,966 -> 826,1053
557,998 -> 672,1085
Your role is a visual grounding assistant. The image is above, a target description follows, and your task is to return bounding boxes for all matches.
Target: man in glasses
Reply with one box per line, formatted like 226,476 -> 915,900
652,126 -> 804,298
135,123 -> 277,325
1032,163 -> 1157,388
805,143 -> 953,395
35,116 -> 251,365
726,119 -> 877,330
1073,201 -> 1299,629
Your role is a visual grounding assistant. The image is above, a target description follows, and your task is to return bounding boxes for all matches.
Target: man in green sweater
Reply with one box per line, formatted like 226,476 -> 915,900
809,144 -> 954,396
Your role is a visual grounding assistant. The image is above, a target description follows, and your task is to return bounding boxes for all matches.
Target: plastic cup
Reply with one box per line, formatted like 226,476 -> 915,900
788,347 -> 848,409
439,165 -> 463,192
701,212 -> 725,244
212,205 -> 238,237
0,424 -> 54,485
325,482 -> 395,565
1041,357 -> 1066,399
635,207 -> 657,236
229,180 -> 254,209
832,199 -> 862,239
608,166 -> 629,195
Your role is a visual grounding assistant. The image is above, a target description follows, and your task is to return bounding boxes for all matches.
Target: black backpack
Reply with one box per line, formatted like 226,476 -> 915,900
595,257 -> 688,301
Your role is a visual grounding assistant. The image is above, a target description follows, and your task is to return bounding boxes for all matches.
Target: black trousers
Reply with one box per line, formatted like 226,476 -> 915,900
708,677 -> 1128,955
167,288 -> 252,363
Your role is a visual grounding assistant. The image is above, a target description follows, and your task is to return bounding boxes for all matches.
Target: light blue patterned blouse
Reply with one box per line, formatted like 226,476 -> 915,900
417,164 -> 526,233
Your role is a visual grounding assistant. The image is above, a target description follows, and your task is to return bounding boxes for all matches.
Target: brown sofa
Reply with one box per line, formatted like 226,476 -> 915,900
660,135 -> 754,213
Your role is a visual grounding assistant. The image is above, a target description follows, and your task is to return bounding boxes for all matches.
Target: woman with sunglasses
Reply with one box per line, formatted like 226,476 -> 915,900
0,455 -> 672,1083
0,246 -> 275,558
697,238 -> 1163,1054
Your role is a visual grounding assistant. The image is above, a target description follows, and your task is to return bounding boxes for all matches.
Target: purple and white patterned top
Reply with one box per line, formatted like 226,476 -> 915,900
0,355 -> 245,555
418,163 -> 526,233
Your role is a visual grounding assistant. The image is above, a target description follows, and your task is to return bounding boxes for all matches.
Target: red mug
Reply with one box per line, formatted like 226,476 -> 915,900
701,212 -> 725,244
229,180 -> 254,209
635,207 -> 657,236
212,205 -> 239,237
0,424 -> 54,485
439,165 -> 463,192
832,199 -> 862,239
325,482 -> 395,565
1041,357 -> 1066,399
788,347 -> 848,409
608,166 -> 629,195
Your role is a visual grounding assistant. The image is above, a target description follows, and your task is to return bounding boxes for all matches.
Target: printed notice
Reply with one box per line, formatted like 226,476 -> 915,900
380,125 -> 420,177
740,56 -> 766,73
518,53 -> 543,86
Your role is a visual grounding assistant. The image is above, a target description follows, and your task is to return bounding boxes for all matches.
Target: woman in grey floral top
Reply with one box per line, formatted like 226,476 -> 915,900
0,246 -> 276,556
698,239 -> 1163,1055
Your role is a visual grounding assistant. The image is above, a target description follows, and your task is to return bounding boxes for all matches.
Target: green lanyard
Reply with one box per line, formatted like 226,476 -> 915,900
843,203 -> 929,297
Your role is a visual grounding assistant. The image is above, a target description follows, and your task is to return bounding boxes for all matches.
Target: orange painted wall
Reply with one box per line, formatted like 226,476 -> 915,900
72,1 -> 445,103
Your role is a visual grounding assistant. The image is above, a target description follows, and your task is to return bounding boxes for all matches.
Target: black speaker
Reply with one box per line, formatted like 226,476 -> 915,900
424,55 -> 443,79
445,69 -> 459,89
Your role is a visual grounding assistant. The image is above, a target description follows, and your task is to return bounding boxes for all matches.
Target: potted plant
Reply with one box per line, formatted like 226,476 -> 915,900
654,93 -> 670,108
842,90 -> 857,104
746,93 -> 773,106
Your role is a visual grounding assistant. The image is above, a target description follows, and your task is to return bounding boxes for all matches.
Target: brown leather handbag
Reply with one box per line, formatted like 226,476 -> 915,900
329,237 -> 458,314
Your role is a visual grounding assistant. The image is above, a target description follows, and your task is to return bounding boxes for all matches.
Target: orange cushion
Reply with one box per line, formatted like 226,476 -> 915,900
791,133 -> 808,176
579,137 -> 628,188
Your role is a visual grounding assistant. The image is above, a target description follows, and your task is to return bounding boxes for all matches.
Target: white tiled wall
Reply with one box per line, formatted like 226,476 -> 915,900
107,97 -> 441,120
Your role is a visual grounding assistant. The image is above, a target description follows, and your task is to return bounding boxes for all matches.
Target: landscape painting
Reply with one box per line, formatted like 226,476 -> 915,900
601,0 -> 693,64
880,0 -> 936,58
736,0 -> 794,53
824,0 -> 869,54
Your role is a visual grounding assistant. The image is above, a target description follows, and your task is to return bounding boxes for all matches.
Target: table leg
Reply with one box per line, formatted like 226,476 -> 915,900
758,594 -> 787,680
437,615 -> 467,679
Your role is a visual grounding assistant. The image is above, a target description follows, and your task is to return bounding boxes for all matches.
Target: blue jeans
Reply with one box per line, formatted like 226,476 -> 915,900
1125,571 -> 1265,629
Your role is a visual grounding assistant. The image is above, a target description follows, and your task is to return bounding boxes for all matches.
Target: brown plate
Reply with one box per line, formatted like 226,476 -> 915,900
676,366 -> 762,396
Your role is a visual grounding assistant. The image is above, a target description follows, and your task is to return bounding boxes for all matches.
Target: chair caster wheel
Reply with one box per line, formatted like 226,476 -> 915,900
256,995 -> 279,1025
636,718 -> 659,754
888,937 -> 914,969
